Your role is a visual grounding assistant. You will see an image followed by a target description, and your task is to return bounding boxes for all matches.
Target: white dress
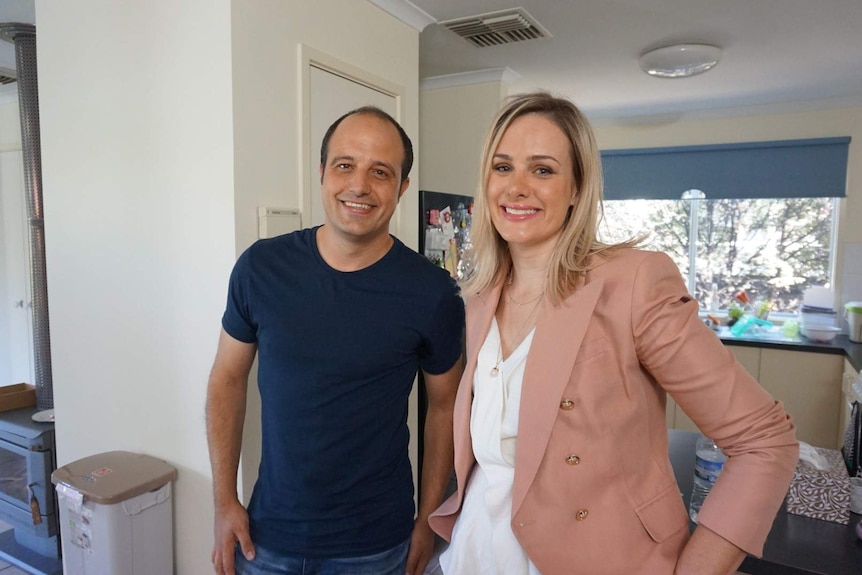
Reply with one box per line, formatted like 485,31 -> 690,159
439,318 -> 542,575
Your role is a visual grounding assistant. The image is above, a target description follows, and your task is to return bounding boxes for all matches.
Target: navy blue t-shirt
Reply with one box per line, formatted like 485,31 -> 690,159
222,227 -> 463,557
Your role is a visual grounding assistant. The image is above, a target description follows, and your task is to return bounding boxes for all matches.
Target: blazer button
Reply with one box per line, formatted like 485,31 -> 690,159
559,399 -> 574,410
576,509 -> 589,521
565,455 -> 581,465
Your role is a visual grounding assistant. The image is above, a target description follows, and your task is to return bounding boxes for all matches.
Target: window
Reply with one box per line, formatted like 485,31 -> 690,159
599,137 -> 850,314
599,196 -> 836,312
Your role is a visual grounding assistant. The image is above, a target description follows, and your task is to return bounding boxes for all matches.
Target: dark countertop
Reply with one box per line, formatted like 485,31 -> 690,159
716,328 -> 862,373
670,429 -> 862,575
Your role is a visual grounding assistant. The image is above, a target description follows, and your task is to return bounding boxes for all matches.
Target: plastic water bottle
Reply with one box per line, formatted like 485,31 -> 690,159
689,435 -> 727,523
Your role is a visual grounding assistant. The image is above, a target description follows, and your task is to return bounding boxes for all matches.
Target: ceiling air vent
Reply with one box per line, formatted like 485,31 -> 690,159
440,8 -> 551,48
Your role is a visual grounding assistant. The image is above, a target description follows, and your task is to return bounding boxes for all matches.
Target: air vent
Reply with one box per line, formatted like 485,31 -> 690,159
440,8 -> 551,48
0,67 -> 16,85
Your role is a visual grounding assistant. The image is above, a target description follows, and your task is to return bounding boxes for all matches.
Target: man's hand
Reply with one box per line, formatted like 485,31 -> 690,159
405,518 -> 436,575
211,499 -> 255,575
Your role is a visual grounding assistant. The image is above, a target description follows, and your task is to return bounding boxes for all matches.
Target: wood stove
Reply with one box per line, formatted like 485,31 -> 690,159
0,407 -> 61,575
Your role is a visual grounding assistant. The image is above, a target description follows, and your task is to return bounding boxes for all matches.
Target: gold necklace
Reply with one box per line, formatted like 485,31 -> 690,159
491,294 -> 543,376
507,290 -> 544,306
505,269 -> 544,306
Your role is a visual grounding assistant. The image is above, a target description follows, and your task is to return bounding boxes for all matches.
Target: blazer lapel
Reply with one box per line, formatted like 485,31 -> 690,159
451,283 -> 504,506
511,277 -> 604,516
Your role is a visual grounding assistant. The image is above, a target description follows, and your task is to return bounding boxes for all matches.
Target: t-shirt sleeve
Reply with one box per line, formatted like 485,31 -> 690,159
221,248 -> 257,344
418,278 -> 464,375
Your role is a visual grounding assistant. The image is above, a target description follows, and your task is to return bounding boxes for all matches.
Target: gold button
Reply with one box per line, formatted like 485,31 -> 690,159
566,455 -> 580,465
576,509 -> 589,521
559,399 -> 574,410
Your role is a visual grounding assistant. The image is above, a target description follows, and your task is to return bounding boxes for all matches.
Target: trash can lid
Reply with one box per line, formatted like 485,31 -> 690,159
846,301 -> 862,314
51,450 -> 178,504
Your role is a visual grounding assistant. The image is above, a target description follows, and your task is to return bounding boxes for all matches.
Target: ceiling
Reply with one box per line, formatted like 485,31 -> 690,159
411,0 -> 862,125
2,1 -> 861,126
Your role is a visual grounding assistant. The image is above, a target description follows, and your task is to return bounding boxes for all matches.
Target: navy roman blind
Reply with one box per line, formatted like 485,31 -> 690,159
601,137 -> 851,200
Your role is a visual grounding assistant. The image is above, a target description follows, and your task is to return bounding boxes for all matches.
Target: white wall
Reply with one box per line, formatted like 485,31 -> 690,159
36,1 -> 420,572
37,1 -> 235,572
419,81 -> 507,196
594,105 -> 862,312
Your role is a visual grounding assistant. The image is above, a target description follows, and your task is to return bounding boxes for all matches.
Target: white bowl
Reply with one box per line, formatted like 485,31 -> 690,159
800,325 -> 842,342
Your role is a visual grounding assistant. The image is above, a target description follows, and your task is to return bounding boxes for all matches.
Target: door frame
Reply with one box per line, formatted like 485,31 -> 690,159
298,44 -> 406,234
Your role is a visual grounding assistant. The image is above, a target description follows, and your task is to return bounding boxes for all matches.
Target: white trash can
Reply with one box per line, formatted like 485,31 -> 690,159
51,451 -> 177,575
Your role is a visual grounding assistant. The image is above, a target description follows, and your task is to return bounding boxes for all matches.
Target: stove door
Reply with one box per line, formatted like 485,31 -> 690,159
0,439 -> 55,517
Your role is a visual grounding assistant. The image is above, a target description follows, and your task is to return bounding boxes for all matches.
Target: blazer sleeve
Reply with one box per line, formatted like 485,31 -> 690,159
630,250 -> 798,557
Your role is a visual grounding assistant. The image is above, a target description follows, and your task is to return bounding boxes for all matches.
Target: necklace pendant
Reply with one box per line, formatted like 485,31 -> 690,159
490,364 -> 500,376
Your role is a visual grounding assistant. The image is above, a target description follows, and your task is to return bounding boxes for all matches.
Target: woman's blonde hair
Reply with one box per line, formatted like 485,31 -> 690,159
461,91 -> 639,302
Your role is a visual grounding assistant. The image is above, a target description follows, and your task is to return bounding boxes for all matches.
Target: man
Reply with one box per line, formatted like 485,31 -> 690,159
207,106 -> 464,575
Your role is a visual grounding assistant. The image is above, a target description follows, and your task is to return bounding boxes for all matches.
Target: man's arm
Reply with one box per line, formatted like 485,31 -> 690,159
405,359 -> 463,575
206,328 -> 257,575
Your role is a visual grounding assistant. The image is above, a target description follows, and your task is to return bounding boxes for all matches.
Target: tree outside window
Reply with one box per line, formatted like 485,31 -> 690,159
599,197 -> 835,313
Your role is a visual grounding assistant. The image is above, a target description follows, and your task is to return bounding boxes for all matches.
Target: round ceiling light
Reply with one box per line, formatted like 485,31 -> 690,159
639,44 -> 722,78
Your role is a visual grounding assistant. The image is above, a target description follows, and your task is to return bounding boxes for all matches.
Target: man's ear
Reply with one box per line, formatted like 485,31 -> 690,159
319,164 -> 324,184
398,177 -> 410,201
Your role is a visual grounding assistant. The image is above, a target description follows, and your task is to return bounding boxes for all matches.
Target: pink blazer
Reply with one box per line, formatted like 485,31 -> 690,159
429,249 -> 798,575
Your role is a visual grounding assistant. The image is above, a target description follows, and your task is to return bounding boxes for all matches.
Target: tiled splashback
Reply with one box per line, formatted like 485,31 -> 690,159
840,242 -> 862,332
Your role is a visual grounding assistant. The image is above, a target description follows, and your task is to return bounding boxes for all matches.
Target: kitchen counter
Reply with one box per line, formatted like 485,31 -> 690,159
716,327 -> 862,373
669,429 -> 862,575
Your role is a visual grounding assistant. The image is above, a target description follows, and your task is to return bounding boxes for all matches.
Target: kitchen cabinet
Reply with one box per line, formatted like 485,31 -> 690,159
728,346 -> 760,379
667,346 -> 762,435
667,399 -> 698,434
667,346 -> 844,449
758,348 -> 843,449
840,358 -> 861,447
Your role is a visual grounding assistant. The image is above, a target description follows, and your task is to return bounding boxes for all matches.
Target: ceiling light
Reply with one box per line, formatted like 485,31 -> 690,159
639,44 -> 722,78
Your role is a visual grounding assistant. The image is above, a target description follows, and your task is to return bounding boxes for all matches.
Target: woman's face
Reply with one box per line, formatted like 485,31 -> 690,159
486,113 -> 576,253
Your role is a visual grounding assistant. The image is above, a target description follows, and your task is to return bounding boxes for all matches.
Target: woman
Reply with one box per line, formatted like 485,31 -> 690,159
428,92 -> 798,575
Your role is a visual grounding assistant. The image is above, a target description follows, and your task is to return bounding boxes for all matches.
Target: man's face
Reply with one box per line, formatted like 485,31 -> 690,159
319,113 -> 409,245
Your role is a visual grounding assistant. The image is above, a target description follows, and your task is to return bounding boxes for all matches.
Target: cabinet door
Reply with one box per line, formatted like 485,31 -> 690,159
666,396 -> 676,428
728,346 -> 761,379
670,346 -> 761,433
666,396 -> 700,432
759,349 -> 843,448
672,400 -> 701,433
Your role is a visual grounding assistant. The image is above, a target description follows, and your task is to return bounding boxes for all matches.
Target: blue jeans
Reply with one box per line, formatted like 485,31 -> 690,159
234,538 -> 410,575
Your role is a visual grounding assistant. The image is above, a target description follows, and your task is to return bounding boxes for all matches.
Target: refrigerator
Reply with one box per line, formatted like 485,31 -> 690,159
418,190 -> 475,280
416,190 -> 474,485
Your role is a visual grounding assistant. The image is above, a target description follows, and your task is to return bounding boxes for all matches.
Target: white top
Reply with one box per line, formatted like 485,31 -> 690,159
439,318 -> 541,575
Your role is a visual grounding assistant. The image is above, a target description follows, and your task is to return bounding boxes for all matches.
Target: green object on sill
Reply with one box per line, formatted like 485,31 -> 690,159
782,319 -> 800,338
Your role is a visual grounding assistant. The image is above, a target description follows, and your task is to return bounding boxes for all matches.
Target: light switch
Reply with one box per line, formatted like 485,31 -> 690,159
258,207 -> 302,239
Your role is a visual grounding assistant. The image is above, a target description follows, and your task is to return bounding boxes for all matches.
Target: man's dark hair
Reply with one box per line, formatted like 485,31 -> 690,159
319,106 -> 414,184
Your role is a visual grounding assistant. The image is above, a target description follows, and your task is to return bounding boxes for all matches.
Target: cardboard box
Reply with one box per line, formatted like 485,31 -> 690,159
785,446 -> 851,525
0,383 -> 37,413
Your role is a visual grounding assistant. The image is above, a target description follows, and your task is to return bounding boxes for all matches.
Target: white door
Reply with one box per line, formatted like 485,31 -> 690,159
0,150 -> 34,385
308,66 -> 397,228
